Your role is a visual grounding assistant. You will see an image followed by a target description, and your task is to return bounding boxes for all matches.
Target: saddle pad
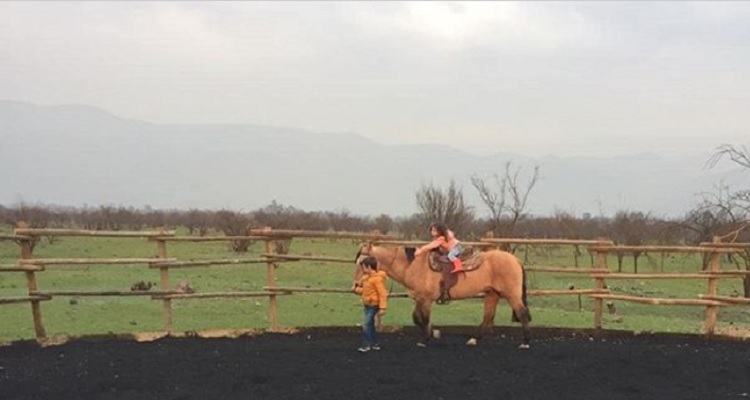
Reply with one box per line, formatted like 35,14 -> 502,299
428,247 -> 484,273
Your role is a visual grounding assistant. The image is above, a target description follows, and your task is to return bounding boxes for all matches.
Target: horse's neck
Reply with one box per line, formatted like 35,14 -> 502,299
374,248 -> 429,290
374,248 -> 406,284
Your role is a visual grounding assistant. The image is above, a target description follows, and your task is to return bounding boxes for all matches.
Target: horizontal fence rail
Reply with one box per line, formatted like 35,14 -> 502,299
149,258 -> 279,268
590,245 -> 741,254
373,240 -> 498,247
152,291 -> 292,300
260,254 -> 353,263
21,258 -> 177,266
525,267 -> 610,274
0,295 -> 52,305
248,229 -> 395,240
1,223 -> 748,342
590,273 -> 741,279
482,238 -> 615,246
699,295 -> 750,305
149,235 -> 270,242
589,294 -> 730,307
29,290 -> 181,297
14,228 -> 176,237
0,264 -> 44,272
0,234 -> 32,241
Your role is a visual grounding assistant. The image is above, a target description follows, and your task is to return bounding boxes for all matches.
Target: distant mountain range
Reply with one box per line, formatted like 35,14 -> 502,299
0,100 -> 744,217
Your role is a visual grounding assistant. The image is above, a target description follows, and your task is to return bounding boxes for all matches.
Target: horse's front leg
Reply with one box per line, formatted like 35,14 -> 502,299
412,298 -> 433,347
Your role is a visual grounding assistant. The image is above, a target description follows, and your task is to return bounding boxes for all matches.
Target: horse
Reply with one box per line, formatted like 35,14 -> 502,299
354,243 -> 531,349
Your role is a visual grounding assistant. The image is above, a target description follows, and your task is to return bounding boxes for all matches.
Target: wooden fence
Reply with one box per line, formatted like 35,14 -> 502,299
1,223 -> 748,341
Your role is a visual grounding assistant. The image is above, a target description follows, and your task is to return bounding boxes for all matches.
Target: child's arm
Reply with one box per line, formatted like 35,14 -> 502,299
374,276 -> 388,312
353,280 -> 364,294
414,237 -> 445,256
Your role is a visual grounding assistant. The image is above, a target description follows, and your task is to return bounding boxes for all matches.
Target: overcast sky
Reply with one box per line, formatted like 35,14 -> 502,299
1,1 -> 748,157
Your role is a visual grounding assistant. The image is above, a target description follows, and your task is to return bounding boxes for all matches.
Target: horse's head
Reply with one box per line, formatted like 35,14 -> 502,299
352,242 -> 373,284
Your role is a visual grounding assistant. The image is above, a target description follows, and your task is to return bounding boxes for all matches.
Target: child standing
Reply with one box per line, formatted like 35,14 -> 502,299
353,256 -> 388,352
414,222 -> 463,273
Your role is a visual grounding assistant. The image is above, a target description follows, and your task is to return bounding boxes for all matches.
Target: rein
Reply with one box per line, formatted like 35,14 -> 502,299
388,246 -> 399,267
386,247 -> 400,296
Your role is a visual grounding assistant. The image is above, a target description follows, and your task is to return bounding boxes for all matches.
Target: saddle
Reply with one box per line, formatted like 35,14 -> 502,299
427,246 -> 483,272
428,246 -> 484,305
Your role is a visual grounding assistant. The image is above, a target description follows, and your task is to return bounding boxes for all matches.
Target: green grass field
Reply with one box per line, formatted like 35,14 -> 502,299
1,228 -> 749,341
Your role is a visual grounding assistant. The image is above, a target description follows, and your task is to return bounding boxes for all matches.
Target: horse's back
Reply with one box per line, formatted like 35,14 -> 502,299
484,249 -> 523,268
483,249 -> 524,287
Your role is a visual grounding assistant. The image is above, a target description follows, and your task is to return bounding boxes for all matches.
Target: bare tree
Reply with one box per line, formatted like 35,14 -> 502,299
708,144 -> 750,170
395,215 -> 423,239
185,209 -> 211,236
607,210 -> 653,273
373,214 -> 394,235
213,210 -> 254,252
703,145 -> 750,295
471,161 -> 540,238
415,180 -> 474,237
705,144 -> 750,222
10,202 -> 55,250
553,210 -> 586,266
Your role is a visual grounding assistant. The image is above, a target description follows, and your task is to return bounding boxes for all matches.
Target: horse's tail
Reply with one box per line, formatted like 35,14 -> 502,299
512,263 -> 532,322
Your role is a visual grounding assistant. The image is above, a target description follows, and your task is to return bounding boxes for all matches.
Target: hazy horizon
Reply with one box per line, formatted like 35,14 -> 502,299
3,98 -> 730,161
1,100 -> 745,219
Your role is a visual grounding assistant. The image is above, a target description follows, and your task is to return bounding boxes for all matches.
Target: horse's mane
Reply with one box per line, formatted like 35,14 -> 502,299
355,245 -> 416,266
404,247 -> 416,263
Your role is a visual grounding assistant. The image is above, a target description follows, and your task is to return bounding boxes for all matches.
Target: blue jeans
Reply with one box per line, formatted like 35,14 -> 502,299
362,306 -> 379,346
447,243 -> 462,262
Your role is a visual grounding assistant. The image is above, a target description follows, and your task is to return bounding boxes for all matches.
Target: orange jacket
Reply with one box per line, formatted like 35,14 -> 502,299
354,271 -> 388,310
415,229 -> 459,255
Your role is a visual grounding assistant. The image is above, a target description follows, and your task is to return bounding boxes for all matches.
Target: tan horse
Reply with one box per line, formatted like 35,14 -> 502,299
354,244 -> 531,349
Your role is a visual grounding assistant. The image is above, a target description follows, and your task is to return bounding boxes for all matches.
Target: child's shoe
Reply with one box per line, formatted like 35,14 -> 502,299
450,259 -> 464,274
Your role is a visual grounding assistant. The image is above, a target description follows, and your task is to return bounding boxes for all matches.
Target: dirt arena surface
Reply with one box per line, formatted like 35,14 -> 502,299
1,327 -> 748,400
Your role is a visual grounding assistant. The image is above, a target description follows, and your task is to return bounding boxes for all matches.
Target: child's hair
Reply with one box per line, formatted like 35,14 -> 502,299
429,222 -> 449,239
360,256 -> 378,270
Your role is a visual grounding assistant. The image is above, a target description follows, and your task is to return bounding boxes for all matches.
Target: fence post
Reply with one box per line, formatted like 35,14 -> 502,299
703,236 -> 722,337
263,227 -> 279,331
156,227 -> 173,333
16,221 -> 46,341
593,246 -> 607,331
483,231 -> 499,251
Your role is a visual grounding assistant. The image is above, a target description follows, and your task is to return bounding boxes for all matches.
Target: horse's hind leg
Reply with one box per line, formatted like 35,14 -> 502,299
412,299 -> 433,347
507,296 -> 531,349
467,291 -> 500,346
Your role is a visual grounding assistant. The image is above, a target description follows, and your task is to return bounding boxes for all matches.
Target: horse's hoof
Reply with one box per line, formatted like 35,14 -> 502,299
466,338 -> 478,346
432,329 -> 441,339
518,343 -> 530,350
416,342 -> 427,348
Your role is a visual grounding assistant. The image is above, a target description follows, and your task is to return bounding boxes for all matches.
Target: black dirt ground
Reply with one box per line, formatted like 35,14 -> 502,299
1,328 -> 748,400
